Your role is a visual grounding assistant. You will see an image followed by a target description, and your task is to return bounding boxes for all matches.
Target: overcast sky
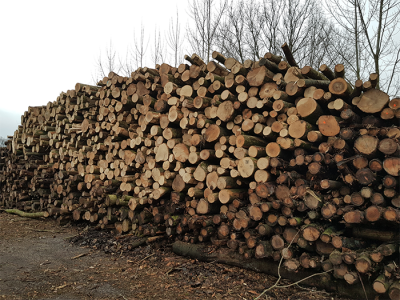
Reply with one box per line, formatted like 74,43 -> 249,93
0,0 -> 190,138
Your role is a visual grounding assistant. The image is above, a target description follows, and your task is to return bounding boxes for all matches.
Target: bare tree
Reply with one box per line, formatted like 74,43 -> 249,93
298,4 -> 337,69
213,0 -> 335,68
152,27 -> 166,67
119,49 -> 135,77
187,0 -> 228,62
326,0 -> 400,95
278,0 -> 322,66
167,10 -> 184,67
243,0 -> 265,61
259,0 -> 284,55
132,23 -> 149,69
93,40 -> 122,83
216,1 -> 248,63
326,0 -> 372,82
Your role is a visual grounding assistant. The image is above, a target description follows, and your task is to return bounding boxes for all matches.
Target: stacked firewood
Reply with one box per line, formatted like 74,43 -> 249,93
0,47 -> 399,299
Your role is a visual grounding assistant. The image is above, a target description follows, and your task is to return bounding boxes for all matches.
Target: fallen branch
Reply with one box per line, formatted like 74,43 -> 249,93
26,228 -> 64,233
71,252 -> 91,260
4,209 -> 48,218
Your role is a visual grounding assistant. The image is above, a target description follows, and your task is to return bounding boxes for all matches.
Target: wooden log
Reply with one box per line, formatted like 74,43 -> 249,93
389,281 -> 400,300
5,209 -> 48,218
204,124 -> 230,143
281,43 -> 298,67
246,66 -> 274,87
181,241 -> 375,298
218,189 -> 246,204
329,78 -> 352,97
288,120 -> 314,139
354,135 -> 379,157
317,116 -> 341,137
383,157 -> 400,176
357,89 -> 390,113
236,135 -> 268,148
352,227 -> 400,242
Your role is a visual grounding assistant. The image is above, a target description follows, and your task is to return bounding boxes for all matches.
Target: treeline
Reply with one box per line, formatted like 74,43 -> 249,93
96,0 -> 400,96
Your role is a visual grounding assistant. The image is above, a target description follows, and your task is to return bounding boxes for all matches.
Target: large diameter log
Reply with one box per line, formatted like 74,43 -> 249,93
206,171 -> 219,190
193,161 -> 209,182
285,81 -> 303,97
246,66 -> 274,86
259,82 -> 278,99
383,157 -> 400,176
296,98 -> 323,123
265,142 -> 282,158
288,120 -> 313,139
204,124 -> 230,143
237,157 -> 257,178
302,224 -> 322,242
344,210 -> 364,223
172,241 -> 375,300
357,89 -> 390,113
155,143 -> 169,162
354,135 -> 379,157
172,175 -> 186,192
379,138 -> 400,156
317,116 -> 340,137
329,78 -> 352,97
217,101 -> 235,122
172,143 -> 189,163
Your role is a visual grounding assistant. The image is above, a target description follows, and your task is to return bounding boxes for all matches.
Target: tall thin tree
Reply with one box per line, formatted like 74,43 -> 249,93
167,10 -> 184,67
187,0 -> 228,63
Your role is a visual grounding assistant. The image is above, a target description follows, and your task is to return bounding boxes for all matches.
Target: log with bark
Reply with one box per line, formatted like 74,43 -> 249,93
1,45 -> 399,300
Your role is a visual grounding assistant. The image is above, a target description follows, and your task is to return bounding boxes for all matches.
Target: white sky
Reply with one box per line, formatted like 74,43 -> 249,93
0,0 -> 190,138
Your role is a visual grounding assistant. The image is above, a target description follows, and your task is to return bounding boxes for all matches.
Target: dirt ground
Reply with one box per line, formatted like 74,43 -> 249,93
0,212 -> 354,300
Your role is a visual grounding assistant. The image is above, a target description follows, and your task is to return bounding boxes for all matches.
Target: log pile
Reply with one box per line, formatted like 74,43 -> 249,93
1,48 -> 399,299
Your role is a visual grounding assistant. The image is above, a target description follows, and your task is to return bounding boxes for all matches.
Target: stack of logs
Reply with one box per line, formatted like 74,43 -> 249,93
0,46 -> 399,299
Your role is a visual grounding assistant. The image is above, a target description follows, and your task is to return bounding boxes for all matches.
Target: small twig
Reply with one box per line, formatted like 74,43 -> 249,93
40,260 -> 51,266
165,267 -> 178,275
71,252 -> 91,260
119,294 -> 128,300
357,272 -> 369,300
255,230 -> 299,300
